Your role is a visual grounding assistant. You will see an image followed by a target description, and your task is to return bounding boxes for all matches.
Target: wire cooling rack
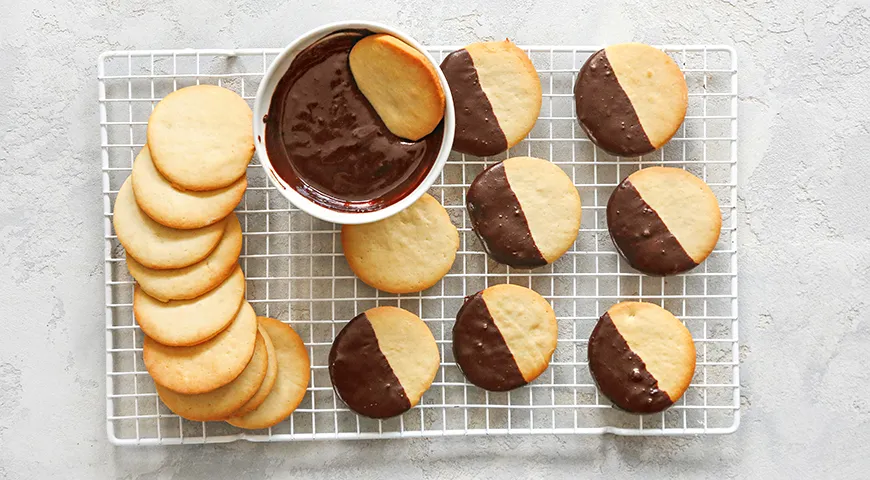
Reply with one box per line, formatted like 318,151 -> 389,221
99,45 -> 739,445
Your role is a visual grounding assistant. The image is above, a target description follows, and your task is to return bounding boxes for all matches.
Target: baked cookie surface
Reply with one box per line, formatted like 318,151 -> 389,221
607,167 -> 721,276
574,43 -> 687,156
587,301 -> 696,414
147,85 -> 254,191
349,34 -> 445,141
453,284 -> 557,391
329,306 -> 439,419
342,193 -> 459,293
466,157 -> 581,268
226,317 -> 310,429
440,40 -> 541,156
126,213 -> 242,301
113,177 -> 226,270
231,322 -> 278,416
131,145 -> 246,230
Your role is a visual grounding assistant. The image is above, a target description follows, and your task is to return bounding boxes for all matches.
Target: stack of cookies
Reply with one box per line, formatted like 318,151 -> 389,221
113,85 -> 310,428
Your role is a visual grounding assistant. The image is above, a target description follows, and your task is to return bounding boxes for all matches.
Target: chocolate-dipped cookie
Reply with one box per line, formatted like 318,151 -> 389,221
607,167 -> 721,276
440,40 -> 541,156
466,157 -> 581,269
329,306 -> 439,419
588,301 -> 695,414
574,43 -> 687,156
453,284 -> 557,392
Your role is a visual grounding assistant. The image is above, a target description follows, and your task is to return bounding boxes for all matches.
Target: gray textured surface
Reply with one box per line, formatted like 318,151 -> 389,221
1,0 -> 869,478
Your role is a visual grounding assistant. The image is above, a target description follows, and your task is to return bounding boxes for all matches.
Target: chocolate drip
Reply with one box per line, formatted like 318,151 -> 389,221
466,161 -> 547,268
265,30 -> 442,212
440,49 -> 508,157
328,313 -> 411,418
606,178 -> 696,276
573,49 -> 654,156
453,292 -> 527,391
587,312 -> 673,413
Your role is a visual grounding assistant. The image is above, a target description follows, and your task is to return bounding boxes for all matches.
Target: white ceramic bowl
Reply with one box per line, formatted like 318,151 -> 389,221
253,21 -> 455,225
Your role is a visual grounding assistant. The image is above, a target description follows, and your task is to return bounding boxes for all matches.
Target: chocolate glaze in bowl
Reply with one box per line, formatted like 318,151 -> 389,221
263,29 -> 444,214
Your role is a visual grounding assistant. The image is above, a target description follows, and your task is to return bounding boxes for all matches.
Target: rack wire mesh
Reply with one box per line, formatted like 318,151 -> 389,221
99,45 -> 739,445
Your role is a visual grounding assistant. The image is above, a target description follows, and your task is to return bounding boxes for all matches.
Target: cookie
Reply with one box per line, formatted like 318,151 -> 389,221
131,145 -> 247,230
328,306 -> 439,419
440,40 -> 542,156
453,284 -> 557,391
113,177 -> 226,270
587,301 -> 696,413
144,302 -> 258,394
231,322 -> 279,416
574,43 -> 688,156
147,85 -> 254,191
349,34 -> 445,141
226,317 -> 310,429
341,193 -> 458,294
466,157 -> 581,268
155,329 -> 269,421
126,213 -> 243,301
133,265 -> 245,346
607,167 -> 721,276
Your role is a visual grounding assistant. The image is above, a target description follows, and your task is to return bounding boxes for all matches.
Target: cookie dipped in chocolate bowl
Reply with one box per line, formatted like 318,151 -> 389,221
264,30 -> 444,213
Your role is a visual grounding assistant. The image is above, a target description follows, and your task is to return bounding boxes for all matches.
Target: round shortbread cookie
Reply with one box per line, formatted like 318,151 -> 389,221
607,167 -> 721,276
574,43 -> 688,156
113,177 -> 226,270
467,157 -> 582,268
133,265 -> 246,346
155,330 -> 269,421
440,40 -> 542,156
587,301 -> 696,414
226,317 -> 310,429
147,85 -> 254,191
144,302 -> 258,394
131,145 -> 247,230
453,284 -> 557,391
231,322 -> 278,416
126,213 -> 243,302
341,193 -> 459,294
329,306 -> 439,419
349,34 -> 445,141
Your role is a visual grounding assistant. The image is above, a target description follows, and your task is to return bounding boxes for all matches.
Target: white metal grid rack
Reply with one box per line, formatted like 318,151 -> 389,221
99,45 -> 739,445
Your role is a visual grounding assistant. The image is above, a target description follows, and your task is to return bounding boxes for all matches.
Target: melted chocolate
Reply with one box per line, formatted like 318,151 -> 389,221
606,178 -> 696,276
587,312 -> 673,413
328,313 -> 411,418
453,292 -> 526,391
573,49 -> 654,156
265,30 -> 443,212
440,49 -> 508,157
466,161 -> 546,268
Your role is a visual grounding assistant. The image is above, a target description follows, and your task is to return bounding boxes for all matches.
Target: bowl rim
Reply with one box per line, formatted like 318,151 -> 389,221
252,20 -> 456,225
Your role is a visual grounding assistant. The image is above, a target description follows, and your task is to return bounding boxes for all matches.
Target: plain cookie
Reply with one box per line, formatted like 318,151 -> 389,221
329,306 -> 439,419
134,265 -> 245,346
349,34 -> 445,141
147,85 -> 254,191
156,329 -> 269,421
226,317 -> 310,429
342,193 -> 459,293
440,40 -> 542,156
453,284 -> 557,391
467,157 -> 582,268
607,167 -> 721,276
131,145 -> 246,230
574,43 -> 687,156
126,213 -> 242,301
144,302 -> 258,394
587,301 -> 696,413
113,177 -> 226,269
231,322 -> 278,416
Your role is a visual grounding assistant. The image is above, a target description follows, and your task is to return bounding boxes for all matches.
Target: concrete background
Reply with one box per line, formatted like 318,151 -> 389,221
2,0 -> 869,478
